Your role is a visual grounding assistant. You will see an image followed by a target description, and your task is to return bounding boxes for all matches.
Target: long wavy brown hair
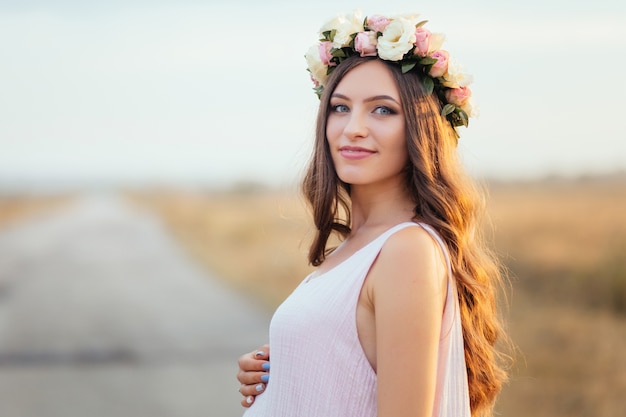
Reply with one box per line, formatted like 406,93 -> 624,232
302,56 -> 509,416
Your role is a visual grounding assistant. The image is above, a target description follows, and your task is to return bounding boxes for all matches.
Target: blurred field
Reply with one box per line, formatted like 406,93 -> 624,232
488,177 -> 626,314
129,175 -> 626,417
0,195 -> 72,229
128,186 -> 316,307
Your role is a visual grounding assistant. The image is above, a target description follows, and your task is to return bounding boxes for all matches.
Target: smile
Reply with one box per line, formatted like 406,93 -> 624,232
339,146 -> 376,160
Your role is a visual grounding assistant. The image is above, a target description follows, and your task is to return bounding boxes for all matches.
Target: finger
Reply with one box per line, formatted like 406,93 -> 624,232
240,395 -> 254,408
238,355 -> 271,373
237,369 -> 270,386
239,382 -> 266,397
253,344 -> 270,360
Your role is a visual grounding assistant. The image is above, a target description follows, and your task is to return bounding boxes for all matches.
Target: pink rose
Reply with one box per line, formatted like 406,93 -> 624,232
445,86 -> 472,106
413,27 -> 431,57
366,15 -> 390,33
354,31 -> 378,57
318,41 -> 334,66
428,50 -> 449,78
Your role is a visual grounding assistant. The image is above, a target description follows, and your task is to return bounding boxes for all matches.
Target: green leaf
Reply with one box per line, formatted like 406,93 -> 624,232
348,33 -> 358,49
321,29 -> 337,42
458,109 -> 469,127
423,77 -> 435,95
415,20 -> 428,28
419,57 -> 437,66
401,62 -> 417,73
313,85 -> 324,99
441,104 -> 456,117
332,48 -> 346,58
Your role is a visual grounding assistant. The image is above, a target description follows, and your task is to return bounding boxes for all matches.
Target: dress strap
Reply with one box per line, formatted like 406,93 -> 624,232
415,222 -> 458,338
415,223 -> 453,277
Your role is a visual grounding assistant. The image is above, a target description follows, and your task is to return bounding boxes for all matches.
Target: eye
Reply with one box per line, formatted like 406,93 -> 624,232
373,106 -> 395,115
331,104 -> 350,113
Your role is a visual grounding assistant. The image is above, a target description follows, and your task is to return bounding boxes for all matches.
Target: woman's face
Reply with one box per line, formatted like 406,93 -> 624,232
326,60 -> 408,189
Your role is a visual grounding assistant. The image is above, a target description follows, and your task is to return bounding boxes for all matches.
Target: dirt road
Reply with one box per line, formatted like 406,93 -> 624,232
0,194 -> 270,417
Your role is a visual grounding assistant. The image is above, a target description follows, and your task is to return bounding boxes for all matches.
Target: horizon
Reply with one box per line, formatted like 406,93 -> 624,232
2,169 -> 625,196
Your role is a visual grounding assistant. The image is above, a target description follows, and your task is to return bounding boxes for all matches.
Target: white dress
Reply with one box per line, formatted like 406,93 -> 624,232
243,222 -> 471,417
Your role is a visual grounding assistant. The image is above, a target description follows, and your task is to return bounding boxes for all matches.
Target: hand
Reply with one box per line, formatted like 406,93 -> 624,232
237,344 -> 270,407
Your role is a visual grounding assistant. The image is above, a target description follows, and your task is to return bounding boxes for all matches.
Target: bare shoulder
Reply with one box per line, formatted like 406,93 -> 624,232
379,225 -> 447,273
367,228 -> 449,416
369,225 -> 448,296
381,225 -> 443,260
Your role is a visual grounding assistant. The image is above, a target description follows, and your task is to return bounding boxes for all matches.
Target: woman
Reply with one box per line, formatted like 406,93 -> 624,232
237,11 -> 508,417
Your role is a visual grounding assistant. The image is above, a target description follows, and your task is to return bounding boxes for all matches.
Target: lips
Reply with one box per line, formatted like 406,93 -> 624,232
339,146 -> 376,160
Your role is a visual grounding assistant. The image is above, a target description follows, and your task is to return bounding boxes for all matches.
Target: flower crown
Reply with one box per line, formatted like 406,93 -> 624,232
305,11 -> 475,133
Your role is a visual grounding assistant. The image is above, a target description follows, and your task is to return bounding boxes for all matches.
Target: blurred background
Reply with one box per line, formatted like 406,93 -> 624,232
1,0 -> 625,416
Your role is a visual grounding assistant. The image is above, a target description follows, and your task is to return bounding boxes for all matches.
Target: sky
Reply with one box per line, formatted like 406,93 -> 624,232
1,0 -> 625,190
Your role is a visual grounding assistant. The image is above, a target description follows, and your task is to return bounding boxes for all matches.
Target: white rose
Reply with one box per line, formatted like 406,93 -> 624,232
428,32 -> 446,53
377,18 -> 417,61
441,58 -> 474,88
305,44 -> 329,86
319,15 -> 342,38
393,13 -> 421,25
462,99 -> 478,118
319,11 -> 364,48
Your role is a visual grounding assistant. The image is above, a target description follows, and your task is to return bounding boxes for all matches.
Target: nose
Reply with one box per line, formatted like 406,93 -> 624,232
343,109 -> 368,140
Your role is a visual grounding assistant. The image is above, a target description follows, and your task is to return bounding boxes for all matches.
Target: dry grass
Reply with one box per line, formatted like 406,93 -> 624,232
0,195 -> 72,229
488,177 -> 626,314
488,178 -> 626,268
497,290 -> 626,417
129,175 -> 626,417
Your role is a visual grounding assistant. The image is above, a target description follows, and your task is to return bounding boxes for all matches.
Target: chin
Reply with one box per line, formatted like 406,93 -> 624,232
336,172 -> 366,185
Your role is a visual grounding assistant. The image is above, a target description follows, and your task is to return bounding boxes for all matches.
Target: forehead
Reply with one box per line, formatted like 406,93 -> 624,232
332,60 -> 400,100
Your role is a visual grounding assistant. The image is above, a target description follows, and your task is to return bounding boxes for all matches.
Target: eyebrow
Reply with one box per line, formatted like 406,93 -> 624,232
331,93 -> 401,105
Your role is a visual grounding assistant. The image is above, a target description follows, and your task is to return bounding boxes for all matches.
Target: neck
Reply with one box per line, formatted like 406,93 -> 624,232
349,181 -> 415,233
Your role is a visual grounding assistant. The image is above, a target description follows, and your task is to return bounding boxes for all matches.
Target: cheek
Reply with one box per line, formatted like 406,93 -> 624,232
389,123 -> 408,156
391,130 -> 410,168
393,144 -> 409,168
325,116 -> 343,144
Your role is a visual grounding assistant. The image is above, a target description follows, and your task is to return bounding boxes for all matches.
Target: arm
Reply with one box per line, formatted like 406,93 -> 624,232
368,227 -> 447,417
236,344 -> 270,407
